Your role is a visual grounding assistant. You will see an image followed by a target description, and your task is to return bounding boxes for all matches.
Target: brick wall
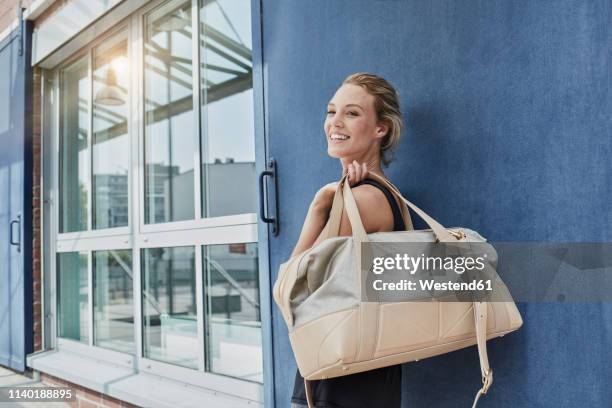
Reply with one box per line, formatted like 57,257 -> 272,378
41,373 -> 140,408
0,1 -> 65,35
0,0 -> 37,34
33,0 -> 65,28
32,66 -> 42,352
0,0 -> 20,34
28,1 -> 66,358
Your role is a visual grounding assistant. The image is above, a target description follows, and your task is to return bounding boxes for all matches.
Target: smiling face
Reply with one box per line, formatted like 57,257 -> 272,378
325,83 -> 388,165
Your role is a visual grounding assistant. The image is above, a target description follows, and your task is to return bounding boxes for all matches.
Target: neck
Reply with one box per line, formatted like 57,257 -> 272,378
340,154 -> 386,179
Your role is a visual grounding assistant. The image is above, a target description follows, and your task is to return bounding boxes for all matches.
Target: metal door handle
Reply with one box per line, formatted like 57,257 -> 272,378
10,214 -> 21,253
258,158 -> 279,236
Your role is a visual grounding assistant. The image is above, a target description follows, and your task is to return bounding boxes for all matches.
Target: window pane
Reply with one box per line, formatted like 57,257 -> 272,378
142,246 -> 197,369
144,0 -> 195,224
93,250 -> 134,354
60,58 -> 88,232
199,0 -> 256,218
203,243 -> 262,382
93,32 -> 129,229
57,252 -> 89,343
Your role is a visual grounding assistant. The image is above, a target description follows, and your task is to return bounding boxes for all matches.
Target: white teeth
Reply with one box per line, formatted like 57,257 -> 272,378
331,133 -> 350,140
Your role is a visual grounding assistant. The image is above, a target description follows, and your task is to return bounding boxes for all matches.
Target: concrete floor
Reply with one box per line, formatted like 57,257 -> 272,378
0,366 -> 70,408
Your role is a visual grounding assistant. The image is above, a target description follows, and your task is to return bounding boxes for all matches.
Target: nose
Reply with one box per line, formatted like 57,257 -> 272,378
332,113 -> 344,128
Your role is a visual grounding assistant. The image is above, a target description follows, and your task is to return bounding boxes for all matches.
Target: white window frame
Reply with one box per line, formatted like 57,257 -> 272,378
44,0 -> 263,403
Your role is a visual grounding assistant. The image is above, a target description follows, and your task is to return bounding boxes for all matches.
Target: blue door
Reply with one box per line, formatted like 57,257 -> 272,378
0,23 -> 33,372
263,1 -> 612,407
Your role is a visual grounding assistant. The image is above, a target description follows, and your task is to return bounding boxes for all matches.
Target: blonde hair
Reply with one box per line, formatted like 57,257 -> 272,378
342,72 -> 403,167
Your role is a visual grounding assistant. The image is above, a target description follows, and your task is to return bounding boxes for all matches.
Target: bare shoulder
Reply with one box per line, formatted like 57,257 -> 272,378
338,183 -> 395,236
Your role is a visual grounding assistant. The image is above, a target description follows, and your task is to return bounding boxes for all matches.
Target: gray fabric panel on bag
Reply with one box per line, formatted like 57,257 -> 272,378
292,237 -> 359,328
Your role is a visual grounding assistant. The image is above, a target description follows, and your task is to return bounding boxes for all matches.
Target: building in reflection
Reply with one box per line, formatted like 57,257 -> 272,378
94,174 -> 129,227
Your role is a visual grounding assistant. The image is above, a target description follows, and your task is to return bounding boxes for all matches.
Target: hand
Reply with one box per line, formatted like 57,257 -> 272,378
344,160 -> 369,187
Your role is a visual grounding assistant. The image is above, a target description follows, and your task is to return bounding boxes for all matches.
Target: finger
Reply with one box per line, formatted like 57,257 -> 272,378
352,160 -> 362,182
357,161 -> 365,182
352,162 -> 361,185
361,163 -> 368,179
348,163 -> 355,185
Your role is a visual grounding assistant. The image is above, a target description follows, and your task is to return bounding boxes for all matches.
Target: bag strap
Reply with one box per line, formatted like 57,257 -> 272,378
323,176 -> 346,240
365,173 -> 456,242
325,173 -> 456,243
472,301 -> 494,408
365,171 -> 495,405
304,378 -> 314,408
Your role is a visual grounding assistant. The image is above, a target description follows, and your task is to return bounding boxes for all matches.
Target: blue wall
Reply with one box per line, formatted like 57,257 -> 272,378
263,1 -> 611,406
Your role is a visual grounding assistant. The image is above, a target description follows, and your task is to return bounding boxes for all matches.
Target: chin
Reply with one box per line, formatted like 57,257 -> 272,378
327,146 -> 344,159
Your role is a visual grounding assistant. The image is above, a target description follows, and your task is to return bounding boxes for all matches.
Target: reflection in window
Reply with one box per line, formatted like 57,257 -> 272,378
142,246 -> 197,369
57,252 -> 89,343
93,250 -> 134,354
93,32 -> 129,229
60,58 -> 88,232
200,0 -> 256,217
203,243 -> 262,382
144,0 -> 195,224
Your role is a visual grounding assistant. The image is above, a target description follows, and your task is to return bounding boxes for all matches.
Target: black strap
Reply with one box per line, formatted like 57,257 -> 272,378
354,178 -> 405,231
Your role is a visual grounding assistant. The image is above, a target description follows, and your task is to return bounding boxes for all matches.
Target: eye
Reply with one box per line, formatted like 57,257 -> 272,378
347,111 -> 359,116
326,110 -> 336,115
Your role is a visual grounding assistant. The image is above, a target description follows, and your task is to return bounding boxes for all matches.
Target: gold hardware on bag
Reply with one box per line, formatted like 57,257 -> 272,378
448,229 -> 466,240
472,368 -> 494,408
481,368 -> 493,393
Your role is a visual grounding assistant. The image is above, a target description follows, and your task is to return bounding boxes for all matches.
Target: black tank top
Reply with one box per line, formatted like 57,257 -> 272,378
291,178 -> 404,408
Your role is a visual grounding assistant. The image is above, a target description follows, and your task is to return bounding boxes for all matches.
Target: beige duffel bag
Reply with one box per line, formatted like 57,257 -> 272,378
273,172 -> 523,407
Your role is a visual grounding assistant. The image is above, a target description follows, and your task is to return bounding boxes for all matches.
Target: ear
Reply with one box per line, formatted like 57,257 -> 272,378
375,123 -> 389,139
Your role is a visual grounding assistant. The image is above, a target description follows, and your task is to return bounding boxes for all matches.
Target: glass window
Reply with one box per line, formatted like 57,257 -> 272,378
142,246 -> 197,369
144,0 -> 195,224
92,32 -> 129,229
51,0 -> 263,393
59,57 -> 89,232
203,243 -> 262,382
57,252 -> 89,343
200,0 -> 256,217
93,250 -> 134,354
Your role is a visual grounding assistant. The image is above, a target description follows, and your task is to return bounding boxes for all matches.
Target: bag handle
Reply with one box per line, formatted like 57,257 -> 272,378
325,172 -> 456,243
365,172 -> 457,242
323,175 -> 347,240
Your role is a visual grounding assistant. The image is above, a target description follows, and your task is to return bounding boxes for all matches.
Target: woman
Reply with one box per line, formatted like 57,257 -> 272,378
289,72 -> 409,408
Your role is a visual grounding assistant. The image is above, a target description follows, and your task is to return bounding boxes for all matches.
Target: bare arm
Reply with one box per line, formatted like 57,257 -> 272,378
337,185 -> 395,236
290,182 -> 395,257
290,161 -> 394,257
290,183 -> 337,258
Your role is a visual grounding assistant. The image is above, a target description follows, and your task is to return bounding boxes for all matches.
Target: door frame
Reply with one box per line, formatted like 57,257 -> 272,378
251,0 -> 275,406
0,22 -> 33,373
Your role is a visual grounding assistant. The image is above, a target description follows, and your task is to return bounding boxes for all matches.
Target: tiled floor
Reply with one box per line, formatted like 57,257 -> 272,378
0,366 -> 70,408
